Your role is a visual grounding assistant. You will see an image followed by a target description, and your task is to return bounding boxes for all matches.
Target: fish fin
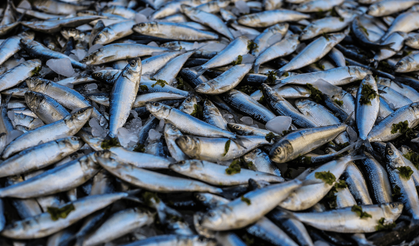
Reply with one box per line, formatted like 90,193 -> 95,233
194,66 -> 207,78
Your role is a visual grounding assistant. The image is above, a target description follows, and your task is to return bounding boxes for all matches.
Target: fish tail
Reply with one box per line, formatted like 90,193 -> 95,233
343,112 -> 354,125
379,42 -> 396,52
253,64 -> 260,74
354,138 -> 373,153
270,207 -> 299,221
122,189 -> 142,203
232,136 -> 248,149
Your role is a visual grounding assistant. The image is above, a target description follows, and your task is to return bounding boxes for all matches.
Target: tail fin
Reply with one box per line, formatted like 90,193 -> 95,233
295,168 -> 313,181
355,139 -> 373,153
232,135 -> 248,149
253,64 -> 260,74
343,112 -> 354,124
123,189 -> 142,203
378,42 -> 396,52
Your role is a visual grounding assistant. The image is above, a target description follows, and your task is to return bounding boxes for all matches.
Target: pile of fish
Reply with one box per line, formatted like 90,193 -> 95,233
2,0 -> 419,245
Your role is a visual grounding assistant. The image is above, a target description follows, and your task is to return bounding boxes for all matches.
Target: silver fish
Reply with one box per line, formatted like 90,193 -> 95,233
176,135 -> 270,162
147,102 -> 236,139
0,137 -> 82,177
277,33 -> 345,74
1,192 -> 130,239
292,203 -> 403,233
0,152 -> 99,198
196,64 -> 252,94
25,91 -> 70,124
169,159 -> 283,185
270,123 -> 348,163
96,152 -> 222,193
0,59 -> 41,92
109,58 -> 142,138
195,35 -> 250,76
237,9 -> 309,28
82,43 -> 168,65
2,107 -> 92,159
181,5 -> 234,40
92,20 -> 136,46
133,22 -> 219,41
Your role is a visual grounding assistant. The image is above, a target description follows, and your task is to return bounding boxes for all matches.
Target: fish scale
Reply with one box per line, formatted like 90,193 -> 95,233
0,0 -> 416,244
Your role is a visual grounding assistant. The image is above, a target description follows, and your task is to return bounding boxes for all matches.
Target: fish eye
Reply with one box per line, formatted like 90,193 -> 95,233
208,211 -> 216,217
197,195 -> 206,201
130,60 -> 136,67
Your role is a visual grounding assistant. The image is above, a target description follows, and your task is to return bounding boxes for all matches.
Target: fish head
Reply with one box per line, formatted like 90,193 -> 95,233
395,57 -> 414,73
133,22 -> 158,34
69,107 -> 93,124
385,142 -> 405,169
217,0 -> 230,8
348,66 -> 373,78
295,4 -> 309,12
179,96 -> 198,113
200,206 -> 232,230
195,83 -> 211,93
81,52 -> 99,65
367,4 -> 383,16
19,38 -> 35,49
405,36 -> 419,46
146,102 -> 171,119
170,160 -> 204,172
295,99 -> 313,110
227,123 -> 246,134
329,33 -> 346,44
95,151 -> 119,169
270,140 -> 293,163
180,4 -> 196,14
299,26 -> 316,40
126,58 -> 142,74
175,135 -> 199,155
243,149 -> 259,162
62,136 -> 84,150
24,91 -> 44,111
203,99 -> 216,110
381,202 -> 404,220
270,23 -> 289,35
26,77 -> 48,92
163,123 -> 178,136
92,28 -> 112,46
195,193 -> 218,206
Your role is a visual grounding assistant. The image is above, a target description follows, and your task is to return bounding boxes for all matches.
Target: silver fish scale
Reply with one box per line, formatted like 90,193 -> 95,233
0,0 -> 417,245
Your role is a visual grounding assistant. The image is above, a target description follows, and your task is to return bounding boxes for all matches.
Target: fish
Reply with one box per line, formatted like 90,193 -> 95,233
109,58 -> 142,138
